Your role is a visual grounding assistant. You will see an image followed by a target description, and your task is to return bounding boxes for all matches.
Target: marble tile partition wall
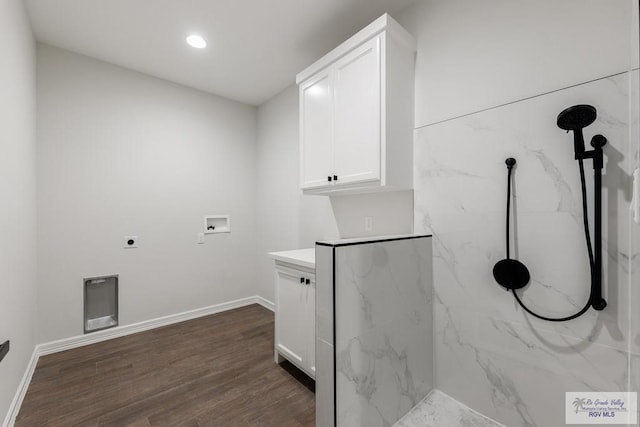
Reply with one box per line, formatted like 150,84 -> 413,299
414,73 -> 637,427
315,243 -> 335,427
333,237 -> 433,427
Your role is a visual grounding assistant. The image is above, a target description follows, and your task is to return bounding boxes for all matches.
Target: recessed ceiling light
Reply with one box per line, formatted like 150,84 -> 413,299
186,34 -> 207,49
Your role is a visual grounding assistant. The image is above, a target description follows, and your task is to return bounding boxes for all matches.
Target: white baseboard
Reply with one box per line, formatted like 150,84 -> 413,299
3,347 -> 38,427
38,296 -> 268,356
3,295 -> 274,426
255,295 -> 275,312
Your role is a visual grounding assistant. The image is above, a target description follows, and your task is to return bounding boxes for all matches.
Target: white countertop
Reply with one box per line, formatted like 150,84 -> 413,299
268,248 -> 315,269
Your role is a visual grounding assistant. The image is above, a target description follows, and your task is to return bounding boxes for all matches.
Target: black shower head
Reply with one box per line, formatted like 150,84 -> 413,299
557,105 -> 597,131
557,104 -> 597,159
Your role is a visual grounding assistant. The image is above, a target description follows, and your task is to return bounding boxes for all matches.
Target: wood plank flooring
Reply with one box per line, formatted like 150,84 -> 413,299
16,304 -> 315,426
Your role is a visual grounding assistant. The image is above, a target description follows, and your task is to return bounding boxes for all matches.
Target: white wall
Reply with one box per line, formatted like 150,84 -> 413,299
396,0 -> 632,127
256,85 -> 414,302
0,0 -> 37,422
36,44 -> 259,343
255,85 -> 336,301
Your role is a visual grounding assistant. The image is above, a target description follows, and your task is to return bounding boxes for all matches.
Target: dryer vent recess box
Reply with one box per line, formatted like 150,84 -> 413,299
84,275 -> 119,333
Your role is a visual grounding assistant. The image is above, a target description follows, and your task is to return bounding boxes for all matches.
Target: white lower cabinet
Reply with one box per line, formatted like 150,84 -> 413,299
274,262 -> 315,379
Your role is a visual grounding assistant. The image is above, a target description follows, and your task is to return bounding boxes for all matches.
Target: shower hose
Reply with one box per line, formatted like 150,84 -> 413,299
505,159 -> 594,321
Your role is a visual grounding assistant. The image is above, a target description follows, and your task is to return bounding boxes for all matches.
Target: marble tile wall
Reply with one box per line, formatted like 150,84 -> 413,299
629,65 -> 640,418
333,237 -> 433,427
414,73 -> 637,427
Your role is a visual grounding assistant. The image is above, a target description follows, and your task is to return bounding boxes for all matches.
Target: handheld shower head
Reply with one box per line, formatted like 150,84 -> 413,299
557,105 -> 597,159
556,104 -> 596,131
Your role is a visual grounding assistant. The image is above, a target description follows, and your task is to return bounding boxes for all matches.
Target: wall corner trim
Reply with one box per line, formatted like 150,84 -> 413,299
2,295 -> 274,426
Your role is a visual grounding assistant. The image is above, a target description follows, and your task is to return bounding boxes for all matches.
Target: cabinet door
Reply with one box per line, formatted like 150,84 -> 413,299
300,70 -> 333,189
332,35 -> 381,185
275,267 -> 307,367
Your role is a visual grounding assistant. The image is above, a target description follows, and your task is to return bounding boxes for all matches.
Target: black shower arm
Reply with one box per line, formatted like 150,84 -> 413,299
576,134 -> 607,168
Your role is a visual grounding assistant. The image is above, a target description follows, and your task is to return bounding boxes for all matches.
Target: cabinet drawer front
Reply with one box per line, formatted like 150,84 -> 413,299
300,71 -> 333,189
332,35 -> 382,185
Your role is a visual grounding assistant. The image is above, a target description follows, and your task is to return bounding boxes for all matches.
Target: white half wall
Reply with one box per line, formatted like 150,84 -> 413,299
0,0 -> 37,422
36,44 -> 259,343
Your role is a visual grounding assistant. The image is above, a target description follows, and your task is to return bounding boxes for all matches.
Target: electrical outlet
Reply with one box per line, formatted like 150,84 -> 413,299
364,216 -> 373,232
123,236 -> 138,248
197,233 -> 205,244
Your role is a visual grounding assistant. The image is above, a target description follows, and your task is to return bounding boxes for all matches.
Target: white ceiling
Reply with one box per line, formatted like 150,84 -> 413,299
25,0 -> 415,106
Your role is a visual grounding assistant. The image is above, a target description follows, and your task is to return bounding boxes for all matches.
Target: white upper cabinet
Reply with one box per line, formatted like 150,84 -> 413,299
297,14 -> 416,194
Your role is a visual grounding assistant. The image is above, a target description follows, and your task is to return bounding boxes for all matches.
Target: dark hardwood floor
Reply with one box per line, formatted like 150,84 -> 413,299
16,304 -> 315,426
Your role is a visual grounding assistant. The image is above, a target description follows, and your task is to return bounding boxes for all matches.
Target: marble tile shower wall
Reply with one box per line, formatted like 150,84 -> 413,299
414,73 -> 637,427
631,69 -> 640,404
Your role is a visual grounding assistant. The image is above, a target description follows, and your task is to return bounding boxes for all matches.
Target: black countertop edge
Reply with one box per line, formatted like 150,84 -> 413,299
316,234 -> 432,248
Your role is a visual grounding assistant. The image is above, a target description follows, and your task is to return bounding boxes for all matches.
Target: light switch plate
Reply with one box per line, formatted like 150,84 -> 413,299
197,233 -> 205,244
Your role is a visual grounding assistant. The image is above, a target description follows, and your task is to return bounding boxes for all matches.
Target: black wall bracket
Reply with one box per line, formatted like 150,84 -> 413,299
0,340 -> 9,363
